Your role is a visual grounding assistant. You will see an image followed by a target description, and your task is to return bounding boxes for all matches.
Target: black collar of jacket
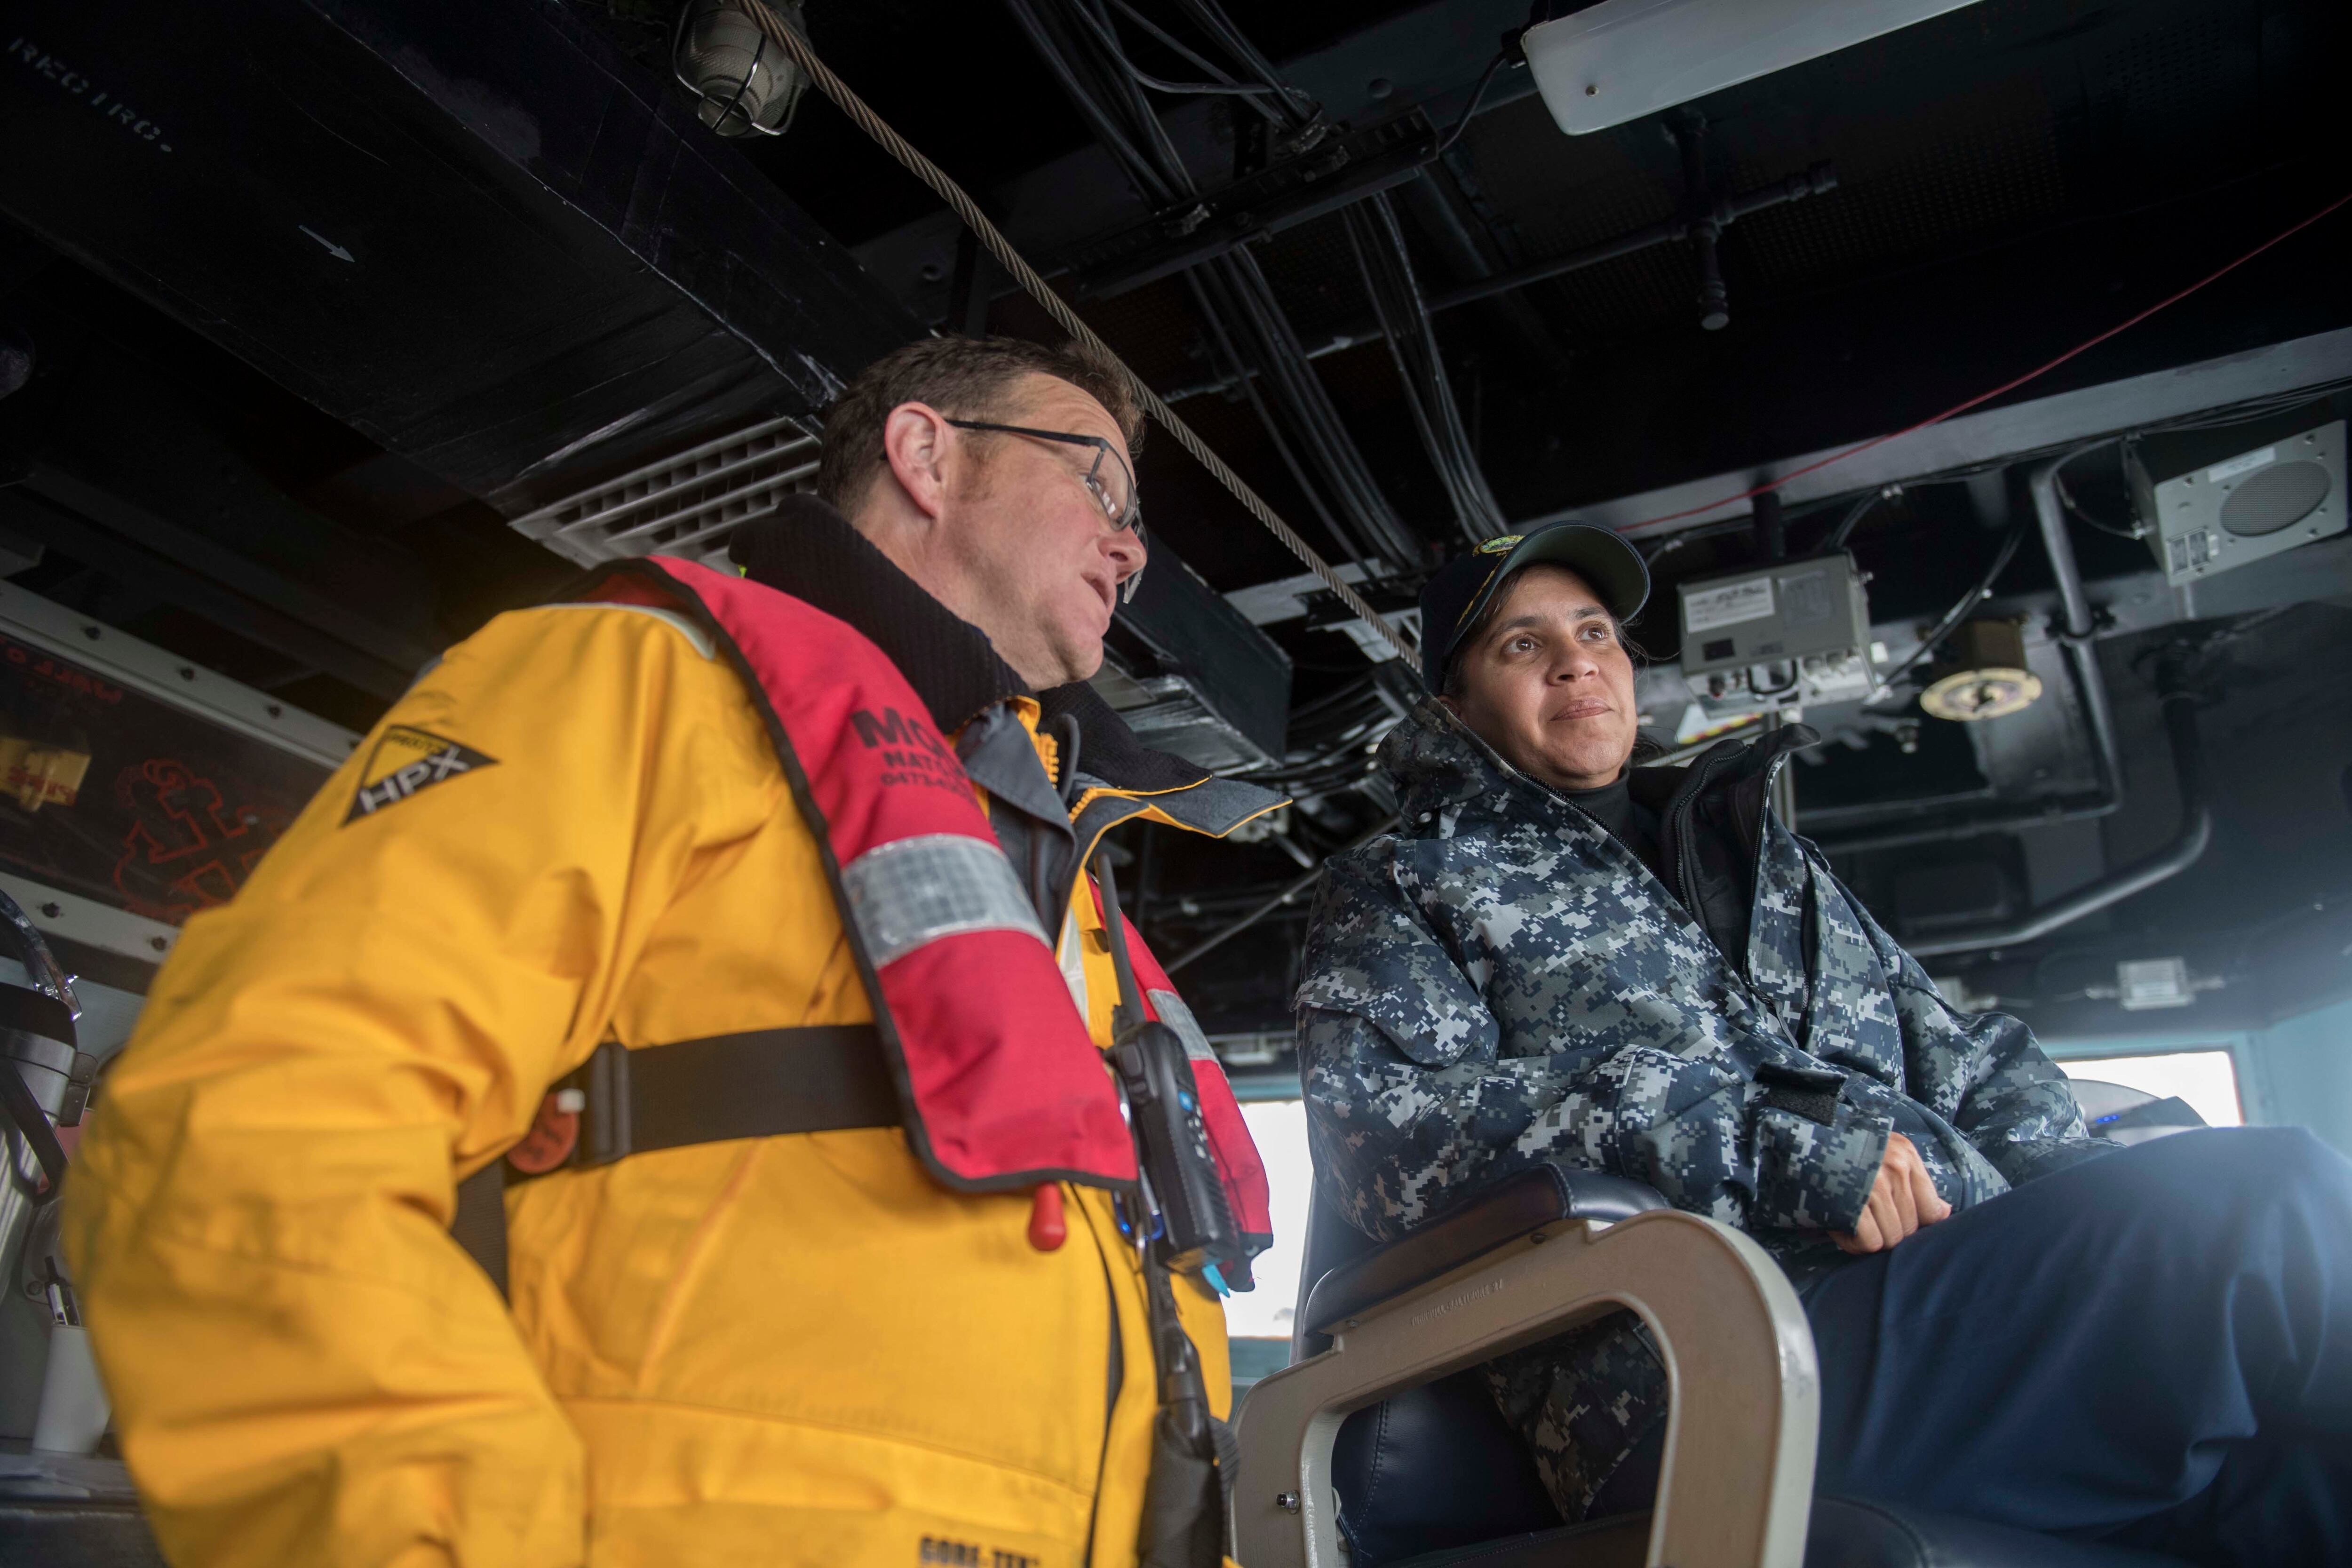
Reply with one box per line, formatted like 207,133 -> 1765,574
729,497 -> 1209,793
1627,721 -> 1817,820
1629,721 -> 1819,969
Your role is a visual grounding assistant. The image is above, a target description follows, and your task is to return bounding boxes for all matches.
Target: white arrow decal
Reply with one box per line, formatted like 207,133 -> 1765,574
298,225 -> 355,263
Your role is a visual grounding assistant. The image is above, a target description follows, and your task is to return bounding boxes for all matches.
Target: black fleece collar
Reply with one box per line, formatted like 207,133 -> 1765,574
729,497 -> 1209,793
731,496 -> 1025,735
1034,680 -> 1209,793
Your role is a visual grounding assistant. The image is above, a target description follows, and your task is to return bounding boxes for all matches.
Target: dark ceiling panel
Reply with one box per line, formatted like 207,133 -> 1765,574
0,0 -> 920,513
1729,74 -> 2069,292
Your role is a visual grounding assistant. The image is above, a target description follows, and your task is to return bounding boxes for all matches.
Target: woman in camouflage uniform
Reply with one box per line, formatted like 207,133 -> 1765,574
1294,523 -> 2352,1566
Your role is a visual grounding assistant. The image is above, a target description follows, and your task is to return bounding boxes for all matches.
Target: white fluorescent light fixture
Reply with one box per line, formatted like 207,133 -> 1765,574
1525,0 -> 1984,135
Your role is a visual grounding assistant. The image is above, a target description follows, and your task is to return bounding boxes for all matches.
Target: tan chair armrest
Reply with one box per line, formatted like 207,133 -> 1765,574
1232,1209 -> 1818,1568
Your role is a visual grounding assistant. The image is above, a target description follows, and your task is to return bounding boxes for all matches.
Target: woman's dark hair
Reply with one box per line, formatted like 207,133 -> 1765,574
1438,564 -> 1648,700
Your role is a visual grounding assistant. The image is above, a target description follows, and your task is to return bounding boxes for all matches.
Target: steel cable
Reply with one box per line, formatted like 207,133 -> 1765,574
739,0 -> 1420,669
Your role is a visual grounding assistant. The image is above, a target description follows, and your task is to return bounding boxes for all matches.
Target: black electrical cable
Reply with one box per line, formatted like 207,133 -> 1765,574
2142,376 -> 2352,431
1181,273 -> 1373,568
1869,514 -> 2033,699
1345,192 -> 1507,543
2055,470 -> 2145,541
1092,0 -> 1297,110
1172,0 -> 1308,122
1204,250 -> 1419,562
1823,488 -> 1886,554
1018,0 -> 1418,568
1001,0 -> 1173,199
1432,49 -> 1510,158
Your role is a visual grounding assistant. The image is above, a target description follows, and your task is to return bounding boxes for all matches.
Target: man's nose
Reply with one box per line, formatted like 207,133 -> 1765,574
1104,526 -> 1145,584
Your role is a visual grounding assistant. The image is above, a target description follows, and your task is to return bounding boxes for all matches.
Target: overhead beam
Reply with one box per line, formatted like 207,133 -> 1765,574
0,3 -> 920,514
1529,326 -> 2352,537
0,483 -> 423,699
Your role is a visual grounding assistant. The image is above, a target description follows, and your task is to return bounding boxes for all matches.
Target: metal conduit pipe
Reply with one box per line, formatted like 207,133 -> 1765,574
2033,459 -> 2097,640
1906,689 -> 2211,957
1810,794 -> 2116,857
2030,454 -> 2127,802
1812,454 -> 2126,857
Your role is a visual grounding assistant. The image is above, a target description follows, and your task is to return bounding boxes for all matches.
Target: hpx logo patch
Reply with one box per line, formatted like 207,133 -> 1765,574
343,726 -> 497,824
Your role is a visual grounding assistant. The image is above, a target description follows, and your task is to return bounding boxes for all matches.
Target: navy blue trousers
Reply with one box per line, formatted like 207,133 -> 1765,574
1800,1127 -> 2352,1566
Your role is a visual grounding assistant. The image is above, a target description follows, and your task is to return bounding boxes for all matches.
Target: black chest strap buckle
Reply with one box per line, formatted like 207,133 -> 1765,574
451,1022 -> 898,1296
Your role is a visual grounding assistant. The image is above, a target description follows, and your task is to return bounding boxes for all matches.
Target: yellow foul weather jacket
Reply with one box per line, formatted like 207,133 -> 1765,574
63,504 -> 1282,1567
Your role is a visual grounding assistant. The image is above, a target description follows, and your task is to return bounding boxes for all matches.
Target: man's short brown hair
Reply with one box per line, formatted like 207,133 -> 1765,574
814,335 -> 1144,515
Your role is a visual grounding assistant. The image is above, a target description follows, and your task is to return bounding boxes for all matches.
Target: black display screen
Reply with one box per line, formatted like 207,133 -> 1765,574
0,630 -> 333,926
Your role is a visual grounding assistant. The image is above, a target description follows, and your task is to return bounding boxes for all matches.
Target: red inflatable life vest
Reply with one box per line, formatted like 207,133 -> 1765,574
583,558 -> 1271,1245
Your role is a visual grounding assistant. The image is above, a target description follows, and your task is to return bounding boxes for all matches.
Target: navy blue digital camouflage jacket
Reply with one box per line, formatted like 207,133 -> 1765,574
1294,699 -> 2101,1520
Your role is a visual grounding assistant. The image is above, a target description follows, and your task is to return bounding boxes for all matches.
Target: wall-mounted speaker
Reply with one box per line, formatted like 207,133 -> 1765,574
2128,412 -> 2344,587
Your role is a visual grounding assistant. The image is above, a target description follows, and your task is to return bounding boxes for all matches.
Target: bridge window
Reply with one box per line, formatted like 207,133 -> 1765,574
2059,1051 -> 2243,1130
1229,1099 -> 1313,1345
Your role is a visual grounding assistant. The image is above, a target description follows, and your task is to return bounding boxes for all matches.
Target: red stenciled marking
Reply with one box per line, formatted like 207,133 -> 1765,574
2,641 -> 125,703
109,758 -> 279,922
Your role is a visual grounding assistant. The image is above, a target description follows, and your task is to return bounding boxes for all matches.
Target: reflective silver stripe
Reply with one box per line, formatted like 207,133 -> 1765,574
841,833 -> 1048,968
541,602 -> 717,660
1148,988 -> 1218,1065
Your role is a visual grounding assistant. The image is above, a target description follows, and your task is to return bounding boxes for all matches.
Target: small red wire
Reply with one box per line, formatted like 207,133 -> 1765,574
1623,186 -> 2352,533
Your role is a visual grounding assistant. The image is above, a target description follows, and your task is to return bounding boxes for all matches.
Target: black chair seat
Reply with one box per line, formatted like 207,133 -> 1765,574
1386,1497 -> 2188,1568
0,1452 -> 165,1568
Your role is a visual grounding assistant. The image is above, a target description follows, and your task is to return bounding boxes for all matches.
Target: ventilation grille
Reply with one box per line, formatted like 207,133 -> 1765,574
510,416 -> 819,569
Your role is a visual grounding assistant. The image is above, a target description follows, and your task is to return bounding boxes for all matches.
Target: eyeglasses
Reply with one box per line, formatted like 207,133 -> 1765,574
944,420 -> 1143,538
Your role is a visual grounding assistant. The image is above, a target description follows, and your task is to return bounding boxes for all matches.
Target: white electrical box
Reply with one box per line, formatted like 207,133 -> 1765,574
1677,553 -> 1874,711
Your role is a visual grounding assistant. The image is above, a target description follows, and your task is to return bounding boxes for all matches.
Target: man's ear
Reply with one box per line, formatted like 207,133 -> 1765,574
879,402 -> 955,522
1434,692 -> 1462,718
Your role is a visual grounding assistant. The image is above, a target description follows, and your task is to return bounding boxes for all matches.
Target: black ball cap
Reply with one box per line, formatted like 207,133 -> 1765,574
1418,523 -> 1649,692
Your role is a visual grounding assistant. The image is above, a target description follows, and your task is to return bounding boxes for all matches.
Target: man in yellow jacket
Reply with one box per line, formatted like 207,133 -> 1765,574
63,335 -> 1281,1568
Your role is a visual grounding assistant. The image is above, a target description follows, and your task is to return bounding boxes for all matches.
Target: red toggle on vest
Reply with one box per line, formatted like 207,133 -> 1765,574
579,557 -> 1268,1246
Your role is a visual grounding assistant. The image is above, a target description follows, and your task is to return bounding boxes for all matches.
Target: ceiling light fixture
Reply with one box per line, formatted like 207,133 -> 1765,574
673,0 -> 811,138
1523,0 -> 1982,136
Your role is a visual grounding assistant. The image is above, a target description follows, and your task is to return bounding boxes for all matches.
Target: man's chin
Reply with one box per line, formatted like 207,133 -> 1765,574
1048,637 -> 1105,687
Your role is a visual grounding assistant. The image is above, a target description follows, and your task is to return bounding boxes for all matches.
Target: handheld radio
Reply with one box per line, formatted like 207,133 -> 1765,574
1093,851 -> 1239,1277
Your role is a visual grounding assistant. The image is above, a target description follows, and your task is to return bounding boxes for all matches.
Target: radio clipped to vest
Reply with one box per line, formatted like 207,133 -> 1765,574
1093,852 -> 1239,1279
1094,849 -> 1239,1568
